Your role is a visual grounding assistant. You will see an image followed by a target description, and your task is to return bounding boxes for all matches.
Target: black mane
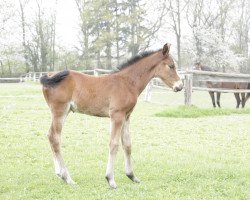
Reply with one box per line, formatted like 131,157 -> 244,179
201,65 -> 218,72
118,49 -> 161,71
201,65 -> 213,71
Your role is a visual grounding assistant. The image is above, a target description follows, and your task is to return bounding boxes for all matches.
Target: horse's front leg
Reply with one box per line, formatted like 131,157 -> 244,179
234,93 -> 241,108
105,111 -> 125,189
216,92 -> 221,108
209,91 -> 216,107
121,118 -> 140,183
241,93 -> 246,108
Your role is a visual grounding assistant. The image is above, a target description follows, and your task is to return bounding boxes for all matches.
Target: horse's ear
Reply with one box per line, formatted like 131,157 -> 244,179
162,43 -> 171,56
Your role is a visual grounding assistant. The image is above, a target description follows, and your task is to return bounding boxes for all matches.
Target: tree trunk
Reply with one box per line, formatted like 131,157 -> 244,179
19,0 -> 29,73
37,3 -> 47,72
115,0 -> 120,66
106,23 -> 112,69
177,0 -> 181,69
0,60 -> 4,76
51,0 -> 57,71
7,59 -> 11,75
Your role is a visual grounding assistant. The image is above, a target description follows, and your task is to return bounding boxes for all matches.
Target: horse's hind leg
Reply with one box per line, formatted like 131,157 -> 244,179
48,103 -> 75,184
121,118 -> 140,183
241,93 -> 246,108
234,93 -> 241,108
216,92 -> 221,108
209,91 -> 216,107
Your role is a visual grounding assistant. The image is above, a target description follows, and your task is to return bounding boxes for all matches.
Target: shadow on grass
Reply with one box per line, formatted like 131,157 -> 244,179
155,106 -> 250,118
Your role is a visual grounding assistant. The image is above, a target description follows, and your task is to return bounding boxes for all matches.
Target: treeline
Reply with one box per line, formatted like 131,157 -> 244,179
74,0 -> 165,69
0,0 -> 165,76
0,0 -> 249,76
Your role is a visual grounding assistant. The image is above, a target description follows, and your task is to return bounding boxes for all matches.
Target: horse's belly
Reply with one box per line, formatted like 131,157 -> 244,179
70,101 -> 109,117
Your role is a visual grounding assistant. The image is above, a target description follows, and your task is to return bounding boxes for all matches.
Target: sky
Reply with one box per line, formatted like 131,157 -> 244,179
35,0 -> 176,51
56,0 -> 79,48
54,0 -> 176,50
4,0 -> 249,57
1,0 -> 181,56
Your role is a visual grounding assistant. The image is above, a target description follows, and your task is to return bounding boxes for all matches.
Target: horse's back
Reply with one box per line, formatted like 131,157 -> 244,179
42,70 -> 138,117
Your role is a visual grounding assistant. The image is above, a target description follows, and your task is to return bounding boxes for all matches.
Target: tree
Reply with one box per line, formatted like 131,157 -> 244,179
166,0 -> 188,69
75,0 -> 167,69
25,0 -> 57,72
75,0 -> 94,69
19,0 -> 30,73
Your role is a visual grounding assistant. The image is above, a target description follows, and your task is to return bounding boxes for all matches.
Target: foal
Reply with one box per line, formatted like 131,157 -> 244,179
41,43 -> 183,188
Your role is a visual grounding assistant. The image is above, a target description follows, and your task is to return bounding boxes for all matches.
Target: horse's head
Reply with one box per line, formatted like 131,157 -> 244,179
155,43 -> 183,92
194,62 -> 202,70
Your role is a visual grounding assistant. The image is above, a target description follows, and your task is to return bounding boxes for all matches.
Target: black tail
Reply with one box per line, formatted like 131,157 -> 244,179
40,70 -> 70,87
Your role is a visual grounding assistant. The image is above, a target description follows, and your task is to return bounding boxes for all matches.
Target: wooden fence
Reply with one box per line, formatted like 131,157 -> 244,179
2,69 -> 250,107
17,69 -> 113,82
0,77 -> 23,83
184,70 -> 250,106
144,70 -> 250,106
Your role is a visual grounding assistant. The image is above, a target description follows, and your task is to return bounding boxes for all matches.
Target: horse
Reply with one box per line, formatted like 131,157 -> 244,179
40,43 -> 183,189
194,63 -> 248,108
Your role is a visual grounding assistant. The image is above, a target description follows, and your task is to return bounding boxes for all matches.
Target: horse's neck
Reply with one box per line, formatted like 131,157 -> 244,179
123,52 -> 163,94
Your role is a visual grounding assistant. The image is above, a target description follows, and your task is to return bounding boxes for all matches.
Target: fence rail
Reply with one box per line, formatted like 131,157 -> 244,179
186,70 -> 250,82
2,69 -> 250,107
16,69 -> 114,82
0,77 -> 23,83
144,70 -> 250,105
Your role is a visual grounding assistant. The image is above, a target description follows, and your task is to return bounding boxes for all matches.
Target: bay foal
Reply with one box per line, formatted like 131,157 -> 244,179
40,43 -> 183,188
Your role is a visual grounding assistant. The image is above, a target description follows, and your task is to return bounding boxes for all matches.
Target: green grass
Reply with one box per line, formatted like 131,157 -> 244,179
0,83 -> 249,200
156,105 -> 250,118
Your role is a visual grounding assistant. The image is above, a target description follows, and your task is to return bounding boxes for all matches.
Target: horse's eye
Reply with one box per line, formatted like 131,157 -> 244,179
169,64 -> 175,69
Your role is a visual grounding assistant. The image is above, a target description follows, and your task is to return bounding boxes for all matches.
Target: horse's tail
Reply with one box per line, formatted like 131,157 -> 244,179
40,70 -> 70,87
245,83 -> 250,104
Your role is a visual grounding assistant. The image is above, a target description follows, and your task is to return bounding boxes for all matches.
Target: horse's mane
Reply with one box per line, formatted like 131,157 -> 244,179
201,65 -> 213,71
118,49 -> 161,71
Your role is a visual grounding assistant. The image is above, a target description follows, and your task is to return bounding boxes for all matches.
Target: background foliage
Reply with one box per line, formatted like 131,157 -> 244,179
0,0 -> 249,76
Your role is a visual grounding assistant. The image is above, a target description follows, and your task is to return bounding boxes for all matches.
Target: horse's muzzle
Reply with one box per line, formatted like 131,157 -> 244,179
173,80 -> 183,92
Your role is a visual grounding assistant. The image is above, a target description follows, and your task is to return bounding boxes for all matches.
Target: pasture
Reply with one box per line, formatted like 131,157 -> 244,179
0,82 -> 249,199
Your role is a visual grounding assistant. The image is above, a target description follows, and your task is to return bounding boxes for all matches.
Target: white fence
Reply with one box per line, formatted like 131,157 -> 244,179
16,69 -> 113,82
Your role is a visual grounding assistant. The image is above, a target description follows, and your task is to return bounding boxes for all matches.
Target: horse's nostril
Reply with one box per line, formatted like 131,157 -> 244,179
173,86 -> 182,92
177,86 -> 183,91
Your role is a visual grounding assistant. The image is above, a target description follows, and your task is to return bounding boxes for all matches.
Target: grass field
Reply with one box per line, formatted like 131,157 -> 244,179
0,82 -> 250,200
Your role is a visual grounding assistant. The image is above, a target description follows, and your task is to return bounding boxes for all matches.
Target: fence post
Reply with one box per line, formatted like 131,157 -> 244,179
33,73 -> 36,81
184,74 -> 193,106
94,69 -> 98,76
144,80 -> 153,101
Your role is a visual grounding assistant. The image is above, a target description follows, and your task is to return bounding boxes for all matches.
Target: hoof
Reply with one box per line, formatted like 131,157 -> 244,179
126,173 -> 140,183
105,176 -> 117,189
65,178 -> 76,185
56,170 -> 76,185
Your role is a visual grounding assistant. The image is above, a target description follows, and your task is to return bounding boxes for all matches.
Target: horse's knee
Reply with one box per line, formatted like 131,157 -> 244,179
109,141 -> 119,154
123,143 -> 131,155
242,100 -> 245,108
47,131 -> 60,152
122,133 -> 131,151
